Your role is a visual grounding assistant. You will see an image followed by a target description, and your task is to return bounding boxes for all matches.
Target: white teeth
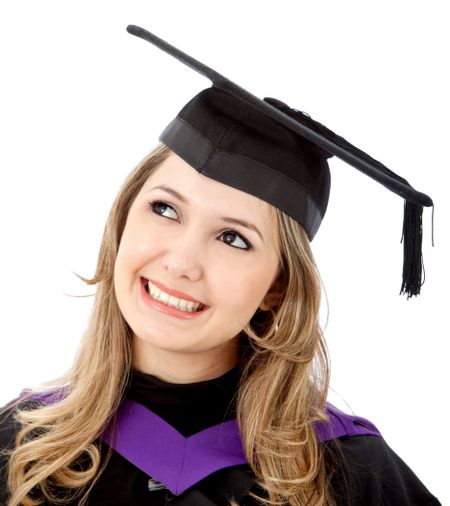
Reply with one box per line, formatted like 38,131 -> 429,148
178,299 -> 189,311
159,291 -> 170,305
167,295 -> 178,305
146,281 -> 202,312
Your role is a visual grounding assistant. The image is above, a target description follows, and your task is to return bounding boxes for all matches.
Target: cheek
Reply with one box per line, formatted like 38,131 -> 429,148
116,226 -> 158,275
213,263 -> 275,315
114,233 -> 158,307
114,227 -> 159,306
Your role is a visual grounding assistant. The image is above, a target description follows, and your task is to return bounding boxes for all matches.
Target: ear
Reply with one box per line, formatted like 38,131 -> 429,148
258,274 -> 284,311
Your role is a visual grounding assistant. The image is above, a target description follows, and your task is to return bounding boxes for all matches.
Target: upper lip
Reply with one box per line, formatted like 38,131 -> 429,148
143,278 -> 206,305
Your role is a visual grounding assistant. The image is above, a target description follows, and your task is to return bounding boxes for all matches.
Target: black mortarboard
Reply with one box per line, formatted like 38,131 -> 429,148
126,25 -> 433,298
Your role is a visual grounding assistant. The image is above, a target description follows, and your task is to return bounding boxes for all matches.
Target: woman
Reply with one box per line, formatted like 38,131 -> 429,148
0,26 -> 441,506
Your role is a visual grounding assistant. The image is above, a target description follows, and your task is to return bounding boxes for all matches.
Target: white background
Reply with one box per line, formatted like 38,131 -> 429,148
0,1 -> 448,503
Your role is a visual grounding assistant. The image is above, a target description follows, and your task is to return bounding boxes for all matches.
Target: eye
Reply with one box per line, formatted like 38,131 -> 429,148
149,200 -> 178,220
220,229 -> 252,251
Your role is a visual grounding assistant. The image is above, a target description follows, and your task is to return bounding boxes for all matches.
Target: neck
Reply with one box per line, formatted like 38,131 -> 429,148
132,335 -> 241,384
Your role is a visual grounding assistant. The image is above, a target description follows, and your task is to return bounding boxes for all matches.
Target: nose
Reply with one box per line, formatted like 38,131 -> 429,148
161,227 -> 204,281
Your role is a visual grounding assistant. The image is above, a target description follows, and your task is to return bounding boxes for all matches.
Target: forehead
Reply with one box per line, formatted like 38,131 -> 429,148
140,152 -> 279,231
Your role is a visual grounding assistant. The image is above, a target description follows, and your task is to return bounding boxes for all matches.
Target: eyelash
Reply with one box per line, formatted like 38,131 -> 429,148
148,200 -> 253,251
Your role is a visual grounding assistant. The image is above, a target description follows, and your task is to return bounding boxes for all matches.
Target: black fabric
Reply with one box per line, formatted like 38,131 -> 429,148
128,24 -> 433,209
159,87 -> 331,241
0,371 -> 441,505
125,367 -> 240,437
128,24 -> 435,297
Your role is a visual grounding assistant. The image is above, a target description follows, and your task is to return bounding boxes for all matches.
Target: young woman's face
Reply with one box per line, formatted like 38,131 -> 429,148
114,151 -> 281,377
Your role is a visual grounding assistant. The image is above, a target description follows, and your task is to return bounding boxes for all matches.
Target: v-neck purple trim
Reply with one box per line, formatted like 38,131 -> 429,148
98,399 -> 381,496
101,399 -> 246,495
23,388 -> 382,497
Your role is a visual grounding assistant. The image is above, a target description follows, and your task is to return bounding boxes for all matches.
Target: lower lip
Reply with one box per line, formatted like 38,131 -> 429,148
140,278 -> 208,320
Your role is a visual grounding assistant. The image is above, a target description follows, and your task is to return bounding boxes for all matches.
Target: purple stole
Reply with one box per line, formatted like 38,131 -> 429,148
102,400 -> 381,495
28,391 -> 381,496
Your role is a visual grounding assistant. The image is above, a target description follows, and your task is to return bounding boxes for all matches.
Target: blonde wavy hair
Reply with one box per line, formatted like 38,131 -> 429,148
2,142 -> 337,506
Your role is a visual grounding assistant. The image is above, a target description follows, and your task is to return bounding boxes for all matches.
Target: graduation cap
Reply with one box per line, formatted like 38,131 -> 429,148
126,25 -> 433,298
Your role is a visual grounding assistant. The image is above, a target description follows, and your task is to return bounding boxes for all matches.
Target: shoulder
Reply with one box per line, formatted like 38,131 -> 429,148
0,391 -> 59,451
0,399 -> 22,504
0,393 -> 49,442
318,403 -> 382,441
0,399 -> 25,451
0,396 -> 46,504
321,404 -> 441,505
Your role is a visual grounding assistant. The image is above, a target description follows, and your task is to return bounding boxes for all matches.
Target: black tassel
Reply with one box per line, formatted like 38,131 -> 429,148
400,201 -> 424,298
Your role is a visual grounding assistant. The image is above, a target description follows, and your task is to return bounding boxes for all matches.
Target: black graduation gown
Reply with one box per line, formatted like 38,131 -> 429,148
0,368 -> 442,505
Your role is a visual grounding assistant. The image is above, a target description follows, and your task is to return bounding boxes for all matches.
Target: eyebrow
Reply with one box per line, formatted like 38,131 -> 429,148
147,184 -> 265,243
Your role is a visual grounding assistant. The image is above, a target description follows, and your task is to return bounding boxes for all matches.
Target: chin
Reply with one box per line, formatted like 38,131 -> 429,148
133,328 -> 203,353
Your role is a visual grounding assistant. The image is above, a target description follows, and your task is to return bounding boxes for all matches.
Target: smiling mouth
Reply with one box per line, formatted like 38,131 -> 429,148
142,278 -> 207,313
